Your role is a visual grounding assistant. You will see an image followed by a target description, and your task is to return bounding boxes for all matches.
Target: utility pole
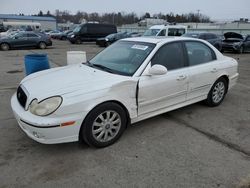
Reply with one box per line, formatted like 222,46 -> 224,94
196,9 -> 201,29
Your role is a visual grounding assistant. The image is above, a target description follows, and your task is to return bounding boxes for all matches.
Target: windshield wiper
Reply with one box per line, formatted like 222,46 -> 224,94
91,63 -> 115,73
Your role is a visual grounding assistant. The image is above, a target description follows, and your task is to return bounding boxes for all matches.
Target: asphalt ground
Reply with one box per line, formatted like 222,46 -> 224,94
0,40 -> 250,188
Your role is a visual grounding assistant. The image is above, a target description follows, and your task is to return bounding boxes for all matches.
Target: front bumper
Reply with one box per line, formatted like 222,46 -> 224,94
11,93 -> 84,144
222,44 -> 240,51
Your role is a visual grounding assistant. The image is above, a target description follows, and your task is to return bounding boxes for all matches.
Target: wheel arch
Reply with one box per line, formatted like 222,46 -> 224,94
211,74 -> 229,93
0,42 -> 11,49
78,100 -> 131,141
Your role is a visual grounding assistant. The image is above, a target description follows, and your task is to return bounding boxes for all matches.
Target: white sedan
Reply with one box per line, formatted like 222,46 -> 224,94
11,37 -> 239,147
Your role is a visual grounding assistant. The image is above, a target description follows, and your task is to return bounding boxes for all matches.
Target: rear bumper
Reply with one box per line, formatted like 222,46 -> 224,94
46,41 -> 52,46
229,73 -> 239,90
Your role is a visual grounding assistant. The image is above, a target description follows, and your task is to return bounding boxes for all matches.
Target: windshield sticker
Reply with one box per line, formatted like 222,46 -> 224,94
131,45 -> 148,50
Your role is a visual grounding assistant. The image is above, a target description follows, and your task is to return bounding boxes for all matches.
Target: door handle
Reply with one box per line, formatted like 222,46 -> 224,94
177,75 -> 187,81
211,68 -> 218,73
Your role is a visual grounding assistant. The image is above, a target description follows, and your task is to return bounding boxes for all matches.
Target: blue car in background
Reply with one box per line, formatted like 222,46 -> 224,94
0,31 -> 52,51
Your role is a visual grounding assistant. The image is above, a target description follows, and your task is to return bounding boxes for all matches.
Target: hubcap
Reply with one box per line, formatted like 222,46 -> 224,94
212,82 -> 225,103
40,43 -> 46,49
2,44 -> 8,50
92,110 -> 121,142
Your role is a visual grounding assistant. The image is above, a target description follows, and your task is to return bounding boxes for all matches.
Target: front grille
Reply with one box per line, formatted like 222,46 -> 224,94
17,86 -> 27,108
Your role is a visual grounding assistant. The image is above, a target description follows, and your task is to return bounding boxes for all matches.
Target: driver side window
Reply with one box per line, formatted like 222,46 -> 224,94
158,29 -> 166,36
151,42 -> 185,71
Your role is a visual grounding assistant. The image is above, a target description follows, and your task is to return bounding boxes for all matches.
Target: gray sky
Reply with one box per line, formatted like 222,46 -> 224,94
1,0 -> 250,20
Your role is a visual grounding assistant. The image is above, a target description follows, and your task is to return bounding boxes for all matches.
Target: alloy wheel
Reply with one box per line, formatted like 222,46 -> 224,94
212,81 -> 225,103
92,110 -> 121,142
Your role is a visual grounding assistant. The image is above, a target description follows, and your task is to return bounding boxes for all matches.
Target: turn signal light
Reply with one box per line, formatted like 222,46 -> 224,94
61,121 -> 76,127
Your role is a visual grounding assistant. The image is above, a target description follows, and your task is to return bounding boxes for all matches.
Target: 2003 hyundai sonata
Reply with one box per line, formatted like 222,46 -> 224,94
11,37 -> 239,147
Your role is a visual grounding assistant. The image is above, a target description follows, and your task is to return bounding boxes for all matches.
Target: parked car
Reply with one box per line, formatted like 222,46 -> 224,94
47,30 -> 62,39
68,23 -> 117,44
96,32 -> 129,47
182,32 -> 222,51
127,32 -> 141,37
221,32 -> 250,53
0,31 -> 52,51
96,32 -> 141,47
11,37 -> 238,147
143,24 -> 187,37
0,25 -> 6,33
55,30 -> 73,40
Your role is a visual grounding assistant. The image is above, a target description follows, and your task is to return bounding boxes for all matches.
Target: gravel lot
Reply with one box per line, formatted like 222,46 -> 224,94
0,40 -> 250,188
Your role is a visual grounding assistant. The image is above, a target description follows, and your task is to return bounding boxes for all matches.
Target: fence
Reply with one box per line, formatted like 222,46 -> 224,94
118,27 -> 250,35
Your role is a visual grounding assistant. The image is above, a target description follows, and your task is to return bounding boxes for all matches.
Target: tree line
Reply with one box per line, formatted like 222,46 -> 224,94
28,10 -> 211,25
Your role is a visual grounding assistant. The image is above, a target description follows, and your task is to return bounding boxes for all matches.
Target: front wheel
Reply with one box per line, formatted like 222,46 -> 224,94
1,43 -> 10,51
39,42 -> 47,49
205,77 -> 228,107
75,38 -> 82,44
81,102 -> 127,148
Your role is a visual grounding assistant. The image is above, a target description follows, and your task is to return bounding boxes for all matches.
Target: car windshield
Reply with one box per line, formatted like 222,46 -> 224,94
143,29 -> 160,36
89,41 -> 155,76
73,26 -> 81,33
106,33 -> 116,39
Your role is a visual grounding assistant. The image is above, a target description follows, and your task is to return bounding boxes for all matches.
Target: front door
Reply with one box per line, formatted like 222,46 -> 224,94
12,33 -> 28,47
138,42 -> 188,116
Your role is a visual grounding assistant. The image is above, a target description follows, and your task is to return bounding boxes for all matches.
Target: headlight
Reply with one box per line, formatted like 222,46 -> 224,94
105,38 -> 109,41
71,35 -> 75,38
29,96 -> 62,116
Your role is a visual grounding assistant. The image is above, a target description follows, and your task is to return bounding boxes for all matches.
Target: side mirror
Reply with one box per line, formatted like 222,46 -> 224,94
148,64 -> 168,76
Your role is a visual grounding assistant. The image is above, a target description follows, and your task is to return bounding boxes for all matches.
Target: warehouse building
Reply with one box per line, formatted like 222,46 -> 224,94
0,14 -> 57,30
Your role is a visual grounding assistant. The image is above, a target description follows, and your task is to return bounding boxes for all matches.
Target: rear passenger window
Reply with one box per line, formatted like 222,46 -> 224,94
27,33 -> 38,38
151,42 -> 185,71
168,29 -> 185,36
185,42 -> 215,66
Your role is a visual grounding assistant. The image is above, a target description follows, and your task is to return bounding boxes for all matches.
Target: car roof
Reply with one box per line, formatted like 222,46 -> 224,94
149,24 -> 187,29
121,36 -> 201,44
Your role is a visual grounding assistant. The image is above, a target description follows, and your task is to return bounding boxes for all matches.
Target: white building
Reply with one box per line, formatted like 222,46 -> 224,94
0,14 -> 57,30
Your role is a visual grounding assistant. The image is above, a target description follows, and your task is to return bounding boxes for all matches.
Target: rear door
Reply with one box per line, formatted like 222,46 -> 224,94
27,33 -> 40,47
184,41 -> 219,100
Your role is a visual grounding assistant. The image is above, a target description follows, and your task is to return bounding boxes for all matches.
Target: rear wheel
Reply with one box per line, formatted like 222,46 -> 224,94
205,77 -> 228,107
39,42 -> 47,49
81,102 -> 127,148
1,43 -> 10,51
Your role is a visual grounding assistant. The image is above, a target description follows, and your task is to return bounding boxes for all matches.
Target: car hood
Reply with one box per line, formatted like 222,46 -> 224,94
20,64 -> 132,101
224,32 -> 243,39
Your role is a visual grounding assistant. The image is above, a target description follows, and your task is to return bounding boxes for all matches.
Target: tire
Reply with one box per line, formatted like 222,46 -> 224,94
1,43 -> 10,51
75,38 -> 82,44
238,46 -> 244,54
81,102 -> 127,148
39,42 -> 47,49
205,77 -> 228,107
